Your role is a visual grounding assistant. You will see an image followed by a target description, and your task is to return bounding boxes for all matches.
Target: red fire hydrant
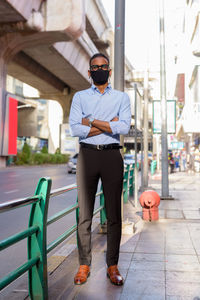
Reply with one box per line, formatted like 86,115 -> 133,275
139,190 -> 160,221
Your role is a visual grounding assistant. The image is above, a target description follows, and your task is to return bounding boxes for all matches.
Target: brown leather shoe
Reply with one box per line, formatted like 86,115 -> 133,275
74,265 -> 90,285
107,265 -> 124,286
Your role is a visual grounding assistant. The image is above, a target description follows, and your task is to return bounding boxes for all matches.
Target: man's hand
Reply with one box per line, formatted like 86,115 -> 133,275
82,117 -> 103,137
111,116 -> 119,122
82,116 -> 118,127
82,118 -> 89,126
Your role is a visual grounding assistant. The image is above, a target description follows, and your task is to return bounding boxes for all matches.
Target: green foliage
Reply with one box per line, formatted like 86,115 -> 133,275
55,148 -> 61,154
32,153 -> 50,165
15,143 -> 31,165
41,146 -> 48,154
15,145 -> 69,166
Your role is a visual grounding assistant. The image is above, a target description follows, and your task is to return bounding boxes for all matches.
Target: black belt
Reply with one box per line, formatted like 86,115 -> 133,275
80,143 -> 122,150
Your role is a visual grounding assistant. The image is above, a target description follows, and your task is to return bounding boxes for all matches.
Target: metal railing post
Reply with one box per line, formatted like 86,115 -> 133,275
76,196 -> 79,247
151,160 -> 157,175
100,186 -> 107,225
28,177 -> 52,300
129,164 -> 134,197
123,166 -> 129,203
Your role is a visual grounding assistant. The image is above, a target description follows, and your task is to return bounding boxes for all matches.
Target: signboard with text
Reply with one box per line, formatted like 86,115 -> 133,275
153,100 -> 176,134
60,123 -> 79,156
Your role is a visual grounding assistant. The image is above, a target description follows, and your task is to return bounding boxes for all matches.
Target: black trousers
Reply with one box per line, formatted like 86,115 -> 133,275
76,146 -> 123,267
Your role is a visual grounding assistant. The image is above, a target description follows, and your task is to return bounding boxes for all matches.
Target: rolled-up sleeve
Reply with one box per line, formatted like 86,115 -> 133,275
109,92 -> 131,135
69,93 -> 90,138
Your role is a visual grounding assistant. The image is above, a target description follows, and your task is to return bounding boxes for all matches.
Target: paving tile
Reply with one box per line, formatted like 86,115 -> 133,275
166,281 -> 200,298
132,253 -> 165,262
166,240 -> 192,247
166,271 -> 200,283
166,296 -> 195,300
74,274 -> 122,300
190,235 -> 200,245
126,269 -> 165,281
140,231 -> 165,240
165,254 -> 200,272
166,230 -> 189,237
118,254 -> 133,269
119,252 -> 133,261
195,248 -> 200,255
159,201 -> 179,210
165,245 -> 196,255
120,294 -> 165,300
120,242 -> 138,252
135,244 -> 165,254
158,209 -> 166,219
166,210 -> 184,219
166,254 -> 198,263
136,240 -> 165,247
121,279 -> 165,298
129,260 -> 165,271
183,210 -> 200,219
120,234 -> 140,244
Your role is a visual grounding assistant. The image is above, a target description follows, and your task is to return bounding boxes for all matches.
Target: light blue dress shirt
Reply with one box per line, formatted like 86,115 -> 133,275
69,84 -> 131,145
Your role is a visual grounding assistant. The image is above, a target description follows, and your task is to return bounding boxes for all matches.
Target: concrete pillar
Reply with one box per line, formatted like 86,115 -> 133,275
40,90 -> 76,154
59,90 -> 76,123
40,88 -> 76,124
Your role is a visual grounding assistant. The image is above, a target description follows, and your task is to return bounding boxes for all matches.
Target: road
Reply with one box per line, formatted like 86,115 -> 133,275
0,164 -> 96,298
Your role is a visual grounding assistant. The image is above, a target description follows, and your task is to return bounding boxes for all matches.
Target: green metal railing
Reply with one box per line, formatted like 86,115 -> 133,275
0,177 -> 51,299
0,164 -> 135,299
151,160 -> 157,175
123,163 -> 139,203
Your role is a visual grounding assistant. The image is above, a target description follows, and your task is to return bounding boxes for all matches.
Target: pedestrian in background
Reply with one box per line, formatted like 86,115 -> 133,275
174,152 -> 180,172
188,151 -> 195,173
168,151 -> 175,173
181,150 -> 186,171
69,53 -> 131,286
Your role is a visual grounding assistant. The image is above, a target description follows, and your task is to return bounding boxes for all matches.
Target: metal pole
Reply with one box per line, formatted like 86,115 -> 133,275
143,69 -> 149,189
114,0 -> 125,92
114,0 -> 125,218
159,0 -> 169,197
134,84 -> 138,207
156,134 -> 160,171
140,134 -> 144,191
114,0 -> 125,149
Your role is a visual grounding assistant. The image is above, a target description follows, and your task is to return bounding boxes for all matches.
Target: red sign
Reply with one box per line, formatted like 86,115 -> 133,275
8,97 -> 18,155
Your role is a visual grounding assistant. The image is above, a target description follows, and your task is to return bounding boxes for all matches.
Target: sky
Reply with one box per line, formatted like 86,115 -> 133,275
101,0 -> 186,72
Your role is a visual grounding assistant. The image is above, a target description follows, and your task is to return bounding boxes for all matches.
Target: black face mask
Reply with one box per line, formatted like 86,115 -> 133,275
90,69 -> 109,85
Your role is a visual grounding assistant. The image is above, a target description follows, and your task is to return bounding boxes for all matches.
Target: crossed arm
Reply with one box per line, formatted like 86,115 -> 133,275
82,117 -> 118,137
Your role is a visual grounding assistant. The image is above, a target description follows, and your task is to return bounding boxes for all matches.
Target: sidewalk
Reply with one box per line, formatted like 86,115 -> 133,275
7,171 -> 200,299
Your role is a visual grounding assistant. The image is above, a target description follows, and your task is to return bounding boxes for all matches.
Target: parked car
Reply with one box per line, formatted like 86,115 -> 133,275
124,154 -> 135,165
67,153 -> 78,174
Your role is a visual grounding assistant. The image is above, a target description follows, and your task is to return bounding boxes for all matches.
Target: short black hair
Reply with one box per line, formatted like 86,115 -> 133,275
89,53 -> 109,67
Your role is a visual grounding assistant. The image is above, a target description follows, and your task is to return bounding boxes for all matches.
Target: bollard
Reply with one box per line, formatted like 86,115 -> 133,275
139,190 -> 160,221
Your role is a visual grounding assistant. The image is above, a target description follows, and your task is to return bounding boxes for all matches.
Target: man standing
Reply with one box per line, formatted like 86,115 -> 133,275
69,53 -> 131,286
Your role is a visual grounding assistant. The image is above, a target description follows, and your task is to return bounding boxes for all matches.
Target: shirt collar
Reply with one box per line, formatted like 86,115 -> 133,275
91,83 -> 112,94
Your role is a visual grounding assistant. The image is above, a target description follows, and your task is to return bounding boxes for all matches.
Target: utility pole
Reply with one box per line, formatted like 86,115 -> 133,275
114,0 -> 125,219
143,69 -> 149,189
114,0 -> 125,149
159,0 -> 170,198
134,84 -> 138,207
114,0 -> 125,92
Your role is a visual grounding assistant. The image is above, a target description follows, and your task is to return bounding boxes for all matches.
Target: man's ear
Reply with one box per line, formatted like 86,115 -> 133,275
88,70 -> 91,78
109,69 -> 112,77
